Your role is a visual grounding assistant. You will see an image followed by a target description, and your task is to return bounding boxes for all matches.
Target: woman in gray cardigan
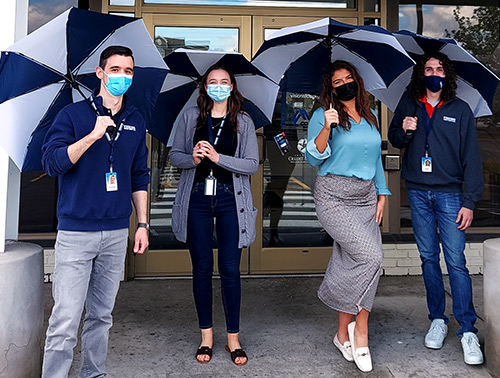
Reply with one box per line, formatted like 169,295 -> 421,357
169,64 -> 258,366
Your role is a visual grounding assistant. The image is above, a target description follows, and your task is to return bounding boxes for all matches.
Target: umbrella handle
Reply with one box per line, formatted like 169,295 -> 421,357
329,123 -> 338,140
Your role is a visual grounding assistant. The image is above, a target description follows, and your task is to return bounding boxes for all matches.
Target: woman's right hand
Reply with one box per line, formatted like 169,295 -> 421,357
192,142 -> 203,165
323,104 -> 339,131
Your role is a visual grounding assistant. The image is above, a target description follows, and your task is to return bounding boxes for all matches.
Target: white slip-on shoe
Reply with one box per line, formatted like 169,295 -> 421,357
424,319 -> 448,349
461,332 -> 484,365
333,333 -> 354,362
348,321 -> 373,373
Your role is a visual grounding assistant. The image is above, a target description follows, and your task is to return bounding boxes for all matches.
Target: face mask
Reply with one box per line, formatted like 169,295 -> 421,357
334,81 -> 358,101
424,75 -> 446,93
206,84 -> 231,103
103,71 -> 133,97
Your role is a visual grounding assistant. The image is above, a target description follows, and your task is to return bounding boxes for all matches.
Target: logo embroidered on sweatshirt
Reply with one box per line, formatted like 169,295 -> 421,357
123,125 -> 136,131
443,116 -> 456,123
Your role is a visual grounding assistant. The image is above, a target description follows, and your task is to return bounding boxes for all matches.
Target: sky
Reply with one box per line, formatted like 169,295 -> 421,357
28,0 -> 77,33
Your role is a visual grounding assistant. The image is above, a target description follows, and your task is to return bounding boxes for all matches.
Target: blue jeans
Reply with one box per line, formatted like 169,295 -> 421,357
42,229 -> 128,378
407,189 -> 477,336
187,182 -> 242,333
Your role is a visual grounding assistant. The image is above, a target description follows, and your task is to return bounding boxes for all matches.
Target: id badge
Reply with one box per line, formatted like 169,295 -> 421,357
205,176 -> 217,196
421,157 -> 432,173
106,172 -> 118,191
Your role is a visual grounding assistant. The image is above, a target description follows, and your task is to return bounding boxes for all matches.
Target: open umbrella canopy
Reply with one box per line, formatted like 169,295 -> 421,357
393,30 -> 500,118
148,48 -> 279,147
0,7 -> 168,171
251,17 -> 415,111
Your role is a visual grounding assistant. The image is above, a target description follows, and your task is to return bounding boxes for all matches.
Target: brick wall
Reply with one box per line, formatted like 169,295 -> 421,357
382,243 -> 483,276
43,243 -> 484,279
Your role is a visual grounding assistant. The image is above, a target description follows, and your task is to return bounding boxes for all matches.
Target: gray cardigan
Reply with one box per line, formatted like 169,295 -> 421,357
169,106 -> 259,248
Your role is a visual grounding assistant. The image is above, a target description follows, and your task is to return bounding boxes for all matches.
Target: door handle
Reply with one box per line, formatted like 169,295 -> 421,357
256,132 -> 266,164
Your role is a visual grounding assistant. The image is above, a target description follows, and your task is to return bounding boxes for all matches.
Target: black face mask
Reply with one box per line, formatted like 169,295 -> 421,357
334,81 -> 358,101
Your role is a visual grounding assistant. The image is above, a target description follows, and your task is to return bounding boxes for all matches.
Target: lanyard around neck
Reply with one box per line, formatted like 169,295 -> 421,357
207,113 -> 226,147
89,95 -> 126,172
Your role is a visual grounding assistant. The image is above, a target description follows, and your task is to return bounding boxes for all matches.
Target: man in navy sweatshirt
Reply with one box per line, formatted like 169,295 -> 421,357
388,52 -> 484,365
41,45 -> 150,378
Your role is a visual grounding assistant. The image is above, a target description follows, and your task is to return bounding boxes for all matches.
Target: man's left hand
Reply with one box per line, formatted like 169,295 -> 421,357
133,227 -> 149,254
456,207 -> 473,231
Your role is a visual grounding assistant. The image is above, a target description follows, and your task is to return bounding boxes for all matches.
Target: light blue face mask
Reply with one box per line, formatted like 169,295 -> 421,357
103,72 -> 133,97
206,84 -> 231,103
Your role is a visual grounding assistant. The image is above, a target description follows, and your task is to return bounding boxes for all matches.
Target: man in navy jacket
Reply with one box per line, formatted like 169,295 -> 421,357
41,45 -> 150,378
388,52 -> 484,365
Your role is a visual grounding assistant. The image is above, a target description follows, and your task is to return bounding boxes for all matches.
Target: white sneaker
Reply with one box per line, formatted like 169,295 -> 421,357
425,319 -> 448,349
461,332 -> 484,365
333,333 -> 354,362
348,321 -> 372,372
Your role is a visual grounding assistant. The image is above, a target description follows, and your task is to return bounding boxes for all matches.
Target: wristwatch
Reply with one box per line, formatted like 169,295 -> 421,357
137,222 -> 149,230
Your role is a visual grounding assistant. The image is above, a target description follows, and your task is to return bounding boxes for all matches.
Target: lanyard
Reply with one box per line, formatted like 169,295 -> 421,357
207,114 -> 226,146
420,102 -> 438,157
206,114 -> 226,177
89,95 -> 125,173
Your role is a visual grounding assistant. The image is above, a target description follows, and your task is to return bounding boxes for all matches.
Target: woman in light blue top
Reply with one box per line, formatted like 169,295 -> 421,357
306,60 -> 390,373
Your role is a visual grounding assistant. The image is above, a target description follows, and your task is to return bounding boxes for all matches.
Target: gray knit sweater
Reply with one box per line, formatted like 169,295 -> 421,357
169,106 -> 259,248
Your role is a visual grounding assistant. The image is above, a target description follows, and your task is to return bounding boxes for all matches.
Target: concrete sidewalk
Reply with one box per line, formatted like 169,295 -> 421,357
43,275 -> 491,377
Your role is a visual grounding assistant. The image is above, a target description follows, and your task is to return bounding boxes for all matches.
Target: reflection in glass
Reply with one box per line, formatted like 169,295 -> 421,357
149,27 -> 239,250
154,27 -> 239,58
364,18 -> 380,26
110,0 -> 135,5
263,91 -> 381,247
364,0 -> 379,12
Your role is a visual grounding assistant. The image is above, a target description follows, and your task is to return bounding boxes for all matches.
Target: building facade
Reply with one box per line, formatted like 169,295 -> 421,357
22,0 -> 499,278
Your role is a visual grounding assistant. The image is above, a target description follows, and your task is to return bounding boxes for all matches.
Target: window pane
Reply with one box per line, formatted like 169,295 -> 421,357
149,27 -> 239,250
109,0 -> 135,5
364,0 -> 380,12
154,27 -> 239,58
144,0 -> 355,9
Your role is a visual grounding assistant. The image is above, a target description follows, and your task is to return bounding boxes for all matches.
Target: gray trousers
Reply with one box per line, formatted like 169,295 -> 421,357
42,229 -> 128,378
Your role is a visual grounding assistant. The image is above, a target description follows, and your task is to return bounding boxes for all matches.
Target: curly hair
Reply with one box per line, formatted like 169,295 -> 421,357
316,60 -> 378,131
196,64 -> 245,132
410,52 -> 457,101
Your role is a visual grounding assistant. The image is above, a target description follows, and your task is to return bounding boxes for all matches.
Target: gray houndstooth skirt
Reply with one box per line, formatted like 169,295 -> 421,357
314,174 -> 383,314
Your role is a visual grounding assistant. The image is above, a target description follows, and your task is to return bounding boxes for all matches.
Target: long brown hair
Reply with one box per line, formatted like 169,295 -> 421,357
196,64 -> 245,132
317,60 -> 378,131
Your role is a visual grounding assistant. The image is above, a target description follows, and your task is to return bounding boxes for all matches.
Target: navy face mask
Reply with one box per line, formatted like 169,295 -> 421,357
424,75 -> 446,93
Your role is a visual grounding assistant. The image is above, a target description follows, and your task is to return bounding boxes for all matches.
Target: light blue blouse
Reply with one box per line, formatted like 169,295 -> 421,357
306,107 -> 391,195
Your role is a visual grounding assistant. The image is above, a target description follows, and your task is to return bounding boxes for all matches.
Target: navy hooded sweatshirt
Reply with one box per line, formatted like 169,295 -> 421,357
388,91 -> 483,210
42,94 -> 150,231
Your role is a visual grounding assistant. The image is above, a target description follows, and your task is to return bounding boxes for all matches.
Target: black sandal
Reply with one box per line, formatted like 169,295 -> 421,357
196,346 -> 213,363
225,345 -> 248,366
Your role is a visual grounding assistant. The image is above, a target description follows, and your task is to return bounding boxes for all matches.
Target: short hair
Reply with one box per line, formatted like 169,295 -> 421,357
410,51 -> 457,101
99,46 -> 134,69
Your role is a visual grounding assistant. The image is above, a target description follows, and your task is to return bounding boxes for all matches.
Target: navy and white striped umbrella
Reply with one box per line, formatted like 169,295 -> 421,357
252,17 -> 415,111
394,30 -> 500,118
0,8 -> 168,171
148,49 -> 279,146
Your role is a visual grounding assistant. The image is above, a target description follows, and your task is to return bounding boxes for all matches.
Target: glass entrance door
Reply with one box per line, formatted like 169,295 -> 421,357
249,16 -> 359,273
134,14 -> 252,276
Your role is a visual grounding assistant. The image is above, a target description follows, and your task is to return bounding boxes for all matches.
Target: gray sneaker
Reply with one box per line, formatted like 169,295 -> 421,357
425,319 -> 448,349
461,332 -> 484,365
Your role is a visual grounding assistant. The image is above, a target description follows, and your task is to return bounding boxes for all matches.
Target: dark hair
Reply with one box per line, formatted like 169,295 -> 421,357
410,52 -> 457,101
316,60 -> 378,131
99,46 -> 134,69
196,64 -> 245,132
